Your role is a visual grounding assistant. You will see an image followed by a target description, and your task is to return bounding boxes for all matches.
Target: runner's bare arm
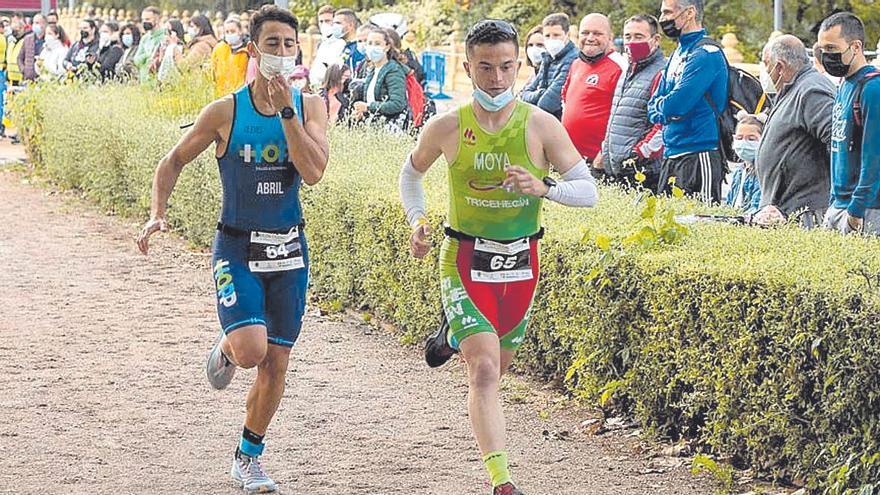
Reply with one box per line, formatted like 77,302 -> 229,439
137,99 -> 228,255
150,99 -> 227,221
537,111 -> 584,175
280,92 -> 330,185
409,111 -> 457,172
509,111 -> 598,207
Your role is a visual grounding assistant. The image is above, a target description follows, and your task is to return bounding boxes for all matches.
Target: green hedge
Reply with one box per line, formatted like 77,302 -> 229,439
13,80 -> 880,494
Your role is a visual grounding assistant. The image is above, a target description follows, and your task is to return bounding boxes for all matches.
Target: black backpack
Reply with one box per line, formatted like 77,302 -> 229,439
692,38 -> 772,162
850,69 -> 880,151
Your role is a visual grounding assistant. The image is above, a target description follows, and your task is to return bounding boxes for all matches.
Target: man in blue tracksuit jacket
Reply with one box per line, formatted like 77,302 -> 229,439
818,12 -> 880,235
648,0 -> 728,204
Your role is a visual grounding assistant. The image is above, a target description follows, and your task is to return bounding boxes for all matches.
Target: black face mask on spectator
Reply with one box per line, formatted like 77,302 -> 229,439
143,22 -> 153,32
81,30 -> 90,40
820,46 -> 855,78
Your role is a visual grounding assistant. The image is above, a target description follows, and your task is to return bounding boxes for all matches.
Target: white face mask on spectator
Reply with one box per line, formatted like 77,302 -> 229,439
99,32 -> 111,47
526,46 -> 546,66
760,64 -> 778,94
544,38 -> 566,58
320,23 -> 334,39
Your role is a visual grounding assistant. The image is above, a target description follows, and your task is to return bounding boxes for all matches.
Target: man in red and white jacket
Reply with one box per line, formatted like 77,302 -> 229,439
561,13 -> 627,173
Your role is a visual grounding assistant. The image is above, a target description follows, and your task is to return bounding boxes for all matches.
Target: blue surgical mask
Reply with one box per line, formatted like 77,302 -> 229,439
122,33 -> 134,47
733,138 -> 759,162
473,86 -> 514,113
366,45 -> 386,63
33,24 -> 43,37
356,41 -> 366,55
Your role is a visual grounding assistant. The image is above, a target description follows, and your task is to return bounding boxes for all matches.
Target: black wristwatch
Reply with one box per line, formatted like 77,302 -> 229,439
279,106 -> 296,120
542,176 -> 557,197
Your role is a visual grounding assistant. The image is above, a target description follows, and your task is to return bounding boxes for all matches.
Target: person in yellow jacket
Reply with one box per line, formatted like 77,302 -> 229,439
5,18 -> 26,86
210,17 -> 249,98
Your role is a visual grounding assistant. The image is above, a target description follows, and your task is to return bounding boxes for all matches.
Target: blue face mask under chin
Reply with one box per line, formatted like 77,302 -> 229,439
472,87 -> 514,113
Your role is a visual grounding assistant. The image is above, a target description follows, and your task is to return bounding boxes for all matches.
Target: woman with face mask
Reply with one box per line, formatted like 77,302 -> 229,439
321,63 -> 352,125
726,111 -> 766,216
37,24 -> 69,81
153,19 -> 185,83
210,17 -> 249,98
115,24 -> 141,80
64,19 -> 99,74
351,27 -> 408,131
183,15 -> 217,69
524,25 -> 546,80
90,21 -> 124,81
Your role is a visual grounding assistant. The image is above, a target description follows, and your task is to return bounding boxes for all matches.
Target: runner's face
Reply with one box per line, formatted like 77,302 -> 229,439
254,21 -> 298,58
465,42 -> 520,96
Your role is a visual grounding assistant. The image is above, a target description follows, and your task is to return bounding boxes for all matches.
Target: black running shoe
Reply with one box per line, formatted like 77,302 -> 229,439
424,310 -> 457,368
493,483 -> 523,495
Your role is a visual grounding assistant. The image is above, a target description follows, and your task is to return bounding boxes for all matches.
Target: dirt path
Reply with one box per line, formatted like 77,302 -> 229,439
0,167 -> 715,495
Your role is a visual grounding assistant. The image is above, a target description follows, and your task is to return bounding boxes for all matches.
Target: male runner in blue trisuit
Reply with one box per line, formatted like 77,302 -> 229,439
137,5 -> 329,493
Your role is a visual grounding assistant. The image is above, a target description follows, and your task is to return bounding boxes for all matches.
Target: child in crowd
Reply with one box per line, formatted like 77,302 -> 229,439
726,110 -> 766,216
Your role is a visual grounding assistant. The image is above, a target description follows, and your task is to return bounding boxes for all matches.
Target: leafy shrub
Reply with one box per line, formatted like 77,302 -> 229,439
12,80 -> 880,494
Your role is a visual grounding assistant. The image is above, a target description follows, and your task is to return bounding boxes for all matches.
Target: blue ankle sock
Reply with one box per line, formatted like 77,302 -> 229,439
238,426 -> 264,458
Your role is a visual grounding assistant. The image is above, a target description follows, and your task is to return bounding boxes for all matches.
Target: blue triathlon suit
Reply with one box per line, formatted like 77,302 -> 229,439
211,85 -> 308,348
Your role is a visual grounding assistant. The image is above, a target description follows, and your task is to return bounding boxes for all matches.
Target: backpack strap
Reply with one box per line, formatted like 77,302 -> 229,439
850,69 -> 880,151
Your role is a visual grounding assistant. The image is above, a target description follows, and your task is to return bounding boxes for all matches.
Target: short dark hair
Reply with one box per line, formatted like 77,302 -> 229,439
335,8 -> 359,27
251,4 -> 299,43
677,0 -> 704,24
625,14 -> 659,36
820,11 -> 865,44
542,13 -> 569,33
143,6 -> 161,17
465,19 -> 519,56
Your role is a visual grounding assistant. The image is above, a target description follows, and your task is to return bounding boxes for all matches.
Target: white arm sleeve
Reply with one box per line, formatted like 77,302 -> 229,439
544,159 -> 599,207
399,154 -> 427,228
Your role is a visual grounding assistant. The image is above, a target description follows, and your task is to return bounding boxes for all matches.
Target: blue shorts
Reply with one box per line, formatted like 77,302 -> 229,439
211,226 -> 310,348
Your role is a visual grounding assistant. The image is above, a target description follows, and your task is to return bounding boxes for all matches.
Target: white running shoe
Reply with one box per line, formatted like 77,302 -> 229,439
206,332 -> 236,390
231,453 -> 277,493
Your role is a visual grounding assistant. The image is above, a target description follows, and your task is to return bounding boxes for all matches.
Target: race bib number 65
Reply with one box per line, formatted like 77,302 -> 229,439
470,237 -> 532,283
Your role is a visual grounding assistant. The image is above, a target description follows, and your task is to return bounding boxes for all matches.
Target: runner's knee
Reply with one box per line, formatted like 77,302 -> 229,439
231,340 -> 267,369
467,355 -> 500,390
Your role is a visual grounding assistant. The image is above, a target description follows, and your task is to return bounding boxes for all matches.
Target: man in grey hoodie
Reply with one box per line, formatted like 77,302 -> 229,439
754,35 -> 835,227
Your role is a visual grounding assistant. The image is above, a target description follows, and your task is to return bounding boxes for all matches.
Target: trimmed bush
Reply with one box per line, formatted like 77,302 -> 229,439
13,80 -> 880,493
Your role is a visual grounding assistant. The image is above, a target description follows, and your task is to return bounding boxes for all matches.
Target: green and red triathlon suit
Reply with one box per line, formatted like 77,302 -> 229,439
441,101 -> 547,351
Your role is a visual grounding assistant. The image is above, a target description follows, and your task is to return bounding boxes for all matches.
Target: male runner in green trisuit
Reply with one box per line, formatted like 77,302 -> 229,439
399,19 -> 599,495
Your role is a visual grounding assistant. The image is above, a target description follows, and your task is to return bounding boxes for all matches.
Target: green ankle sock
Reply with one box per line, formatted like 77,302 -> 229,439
482,450 -> 512,487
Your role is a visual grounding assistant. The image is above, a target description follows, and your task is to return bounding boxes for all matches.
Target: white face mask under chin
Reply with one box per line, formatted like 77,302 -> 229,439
257,46 -> 298,80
